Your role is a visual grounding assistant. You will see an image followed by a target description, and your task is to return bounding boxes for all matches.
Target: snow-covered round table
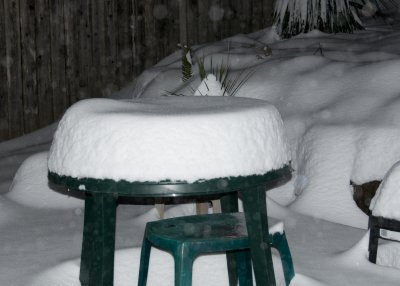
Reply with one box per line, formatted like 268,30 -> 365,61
47,96 -> 291,286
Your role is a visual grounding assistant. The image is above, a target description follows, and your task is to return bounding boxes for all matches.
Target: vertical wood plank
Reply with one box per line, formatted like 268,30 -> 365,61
220,0 -> 231,40
0,0 -> 9,139
63,1 -> 75,103
185,0 -> 198,47
78,0 -> 91,101
197,0 -> 209,44
242,0 -> 252,34
143,0 -> 157,68
104,0 -> 118,96
178,0 -> 188,46
116,0 -> 133,86
132,0 -> 146,76
50,0 -> 69,120
154,0 -> 167,64
228,0 -> 241,37
91,0 -> 107,96
20,0 -> 39,134
209,0 -> 220,42
168,0 -> 180,53
230,0 -> 252,35
35,0 -> 54,127
67,1 -> 83,103
263,0 -> 274,27
262,0 -> 274,27
4,0 -> 23,139
252,0 -> 263,31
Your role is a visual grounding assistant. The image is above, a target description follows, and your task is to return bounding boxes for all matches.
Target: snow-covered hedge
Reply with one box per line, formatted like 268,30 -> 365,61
273,0 -> 363,38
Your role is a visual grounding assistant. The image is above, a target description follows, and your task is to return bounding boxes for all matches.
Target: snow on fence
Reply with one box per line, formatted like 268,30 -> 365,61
0,0 -> 274,142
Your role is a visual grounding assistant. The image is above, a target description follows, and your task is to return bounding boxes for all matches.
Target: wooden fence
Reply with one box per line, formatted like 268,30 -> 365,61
0,0 -> 273,142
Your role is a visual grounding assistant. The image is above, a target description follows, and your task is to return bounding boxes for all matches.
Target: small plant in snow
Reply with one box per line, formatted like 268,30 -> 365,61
179,44 -> 193,82
166,45 -> 254,97
193,56 -> 254,97
256,45 -> 273,59
313,43 -> 324,56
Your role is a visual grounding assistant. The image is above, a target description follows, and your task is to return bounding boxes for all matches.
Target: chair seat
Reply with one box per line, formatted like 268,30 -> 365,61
146,212 -> 250,252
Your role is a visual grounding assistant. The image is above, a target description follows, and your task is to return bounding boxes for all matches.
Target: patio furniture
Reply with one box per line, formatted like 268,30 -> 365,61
47,97 -> 292,286
138,212 -> 294,286
368,161 -> 400,263
369,216 -> 400,263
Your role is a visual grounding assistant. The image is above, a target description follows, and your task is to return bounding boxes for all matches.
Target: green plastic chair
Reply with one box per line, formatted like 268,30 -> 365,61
138,212 -> 294,286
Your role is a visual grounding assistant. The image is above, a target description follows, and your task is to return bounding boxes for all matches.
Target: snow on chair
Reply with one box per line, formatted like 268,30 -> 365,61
368,160 -> 400,263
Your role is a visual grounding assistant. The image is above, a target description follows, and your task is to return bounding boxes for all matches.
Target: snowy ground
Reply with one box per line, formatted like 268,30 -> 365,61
2,16 -> 400,286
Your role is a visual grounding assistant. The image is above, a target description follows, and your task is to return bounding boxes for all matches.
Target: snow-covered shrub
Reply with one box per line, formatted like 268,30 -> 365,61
273,0 -> 363,38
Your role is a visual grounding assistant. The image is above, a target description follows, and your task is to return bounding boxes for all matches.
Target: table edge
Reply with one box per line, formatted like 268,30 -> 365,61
48,165 -> 292,197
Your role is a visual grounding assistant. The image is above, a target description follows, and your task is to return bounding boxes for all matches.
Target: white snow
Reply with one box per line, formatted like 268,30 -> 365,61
6,152 -> 83,210
2,13 -> 400,286
29,220 -> 288,286
370,160 -> 400,220
269,221 -> 285,234
48,96 -> 290,183
194,74 -> 228,96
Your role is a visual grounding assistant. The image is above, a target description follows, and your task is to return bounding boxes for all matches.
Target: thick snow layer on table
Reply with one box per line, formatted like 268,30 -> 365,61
6,152 -> 83,210
48,96 -> 290,183
370,160 -> 400,219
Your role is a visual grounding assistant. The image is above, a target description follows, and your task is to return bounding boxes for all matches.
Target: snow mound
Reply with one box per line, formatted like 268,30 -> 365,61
48,97 -> 290,183
289,125 -> 368,228
370,160 -> 400,220
335,230 -> 400,271
194,74 -> 228,96
29,246 -> 288,286
376,241 -> 400,270
352,128 -> 400,184
289,274 -> 327,286
0,197 -> 17,226
6,152 -> 83,210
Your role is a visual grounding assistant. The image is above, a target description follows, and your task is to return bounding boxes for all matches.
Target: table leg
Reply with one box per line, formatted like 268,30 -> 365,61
80,194 -> 95,286
79,193 -> 118,286
240,186 -> 276,286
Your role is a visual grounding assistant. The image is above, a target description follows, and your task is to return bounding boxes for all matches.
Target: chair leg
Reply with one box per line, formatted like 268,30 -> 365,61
270,232 -> 295,286
138,236 -> 152,286
226,251 -> 239,286
174,243 -> 195,286
368,226 -> 380,263
223,249 -> 252,286
237,250 -> 253,286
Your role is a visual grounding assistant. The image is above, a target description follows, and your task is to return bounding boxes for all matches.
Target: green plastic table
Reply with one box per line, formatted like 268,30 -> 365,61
48,165 -> 291,286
